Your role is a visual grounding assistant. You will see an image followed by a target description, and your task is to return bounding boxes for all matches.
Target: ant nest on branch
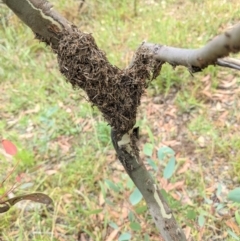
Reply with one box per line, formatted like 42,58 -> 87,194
57,28 -> 162,134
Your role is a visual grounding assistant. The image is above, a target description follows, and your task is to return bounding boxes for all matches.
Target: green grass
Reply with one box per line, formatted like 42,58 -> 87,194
1,0 -> 240,240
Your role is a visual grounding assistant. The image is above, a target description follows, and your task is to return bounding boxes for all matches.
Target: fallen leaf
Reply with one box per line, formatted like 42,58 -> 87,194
2,139 -> 17,156
177,160 -> 191,174
185,226 -> 191,240
0,193 -> 53,213
106,228 -> 120,241
167,180 -> 185,191
99,192 -> 105,206
225,220 -> 240,235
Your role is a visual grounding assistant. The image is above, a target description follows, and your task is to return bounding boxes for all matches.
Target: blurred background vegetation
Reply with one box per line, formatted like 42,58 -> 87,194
0,0 -> 240,240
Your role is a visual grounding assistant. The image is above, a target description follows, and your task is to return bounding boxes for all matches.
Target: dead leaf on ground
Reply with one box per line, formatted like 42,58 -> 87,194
0,193 -> 53,213
106,228 -> 120,241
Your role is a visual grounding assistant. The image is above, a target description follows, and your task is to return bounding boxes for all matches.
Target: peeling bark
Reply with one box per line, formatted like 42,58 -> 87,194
3,0 -> 72,49
3,0 -> 240,240
111,128 -> 187,241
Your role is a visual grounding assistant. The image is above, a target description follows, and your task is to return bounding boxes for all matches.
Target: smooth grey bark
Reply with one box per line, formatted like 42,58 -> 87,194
3,0 -> 240,240
3,0 -> 72,49
3,0 -> 240,71
217,57 -> 240,70
142,24 -> 240,72
111,128 -> 186,241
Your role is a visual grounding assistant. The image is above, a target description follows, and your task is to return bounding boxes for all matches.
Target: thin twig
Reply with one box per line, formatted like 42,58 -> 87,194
216,57 -> 240,70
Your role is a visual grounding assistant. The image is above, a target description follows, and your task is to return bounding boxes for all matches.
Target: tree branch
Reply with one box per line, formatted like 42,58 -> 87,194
142,23 -> 240,72
216,57 -> 240,70
111,128 -> 187,241
3,0 -> 240,240
3,0 -> 72,49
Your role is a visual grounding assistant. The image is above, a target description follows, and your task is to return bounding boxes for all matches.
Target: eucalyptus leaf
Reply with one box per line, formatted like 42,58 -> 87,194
163,157 -> 176,179
227,229 -> 240,240
128,211 -> 135,222
109,221 -> 119,230
19,182 -> 34,189
130,221 -> 141,231
119,232 -> 131,241
135,205 -> 147,214
216,183 -> 222,197
126,178 -> 134,190
198,214 -> 205,228
147,158 -> 157,171
235,210 -> 240,226
129,188 -> 142,206
186,210 -> 197,220
143,143 -> 153,157
105,179 -> 120,193
86,209 -> 103,215
157,146 -> 175,161
228,188 -> 240,203
144,234 -> 150,241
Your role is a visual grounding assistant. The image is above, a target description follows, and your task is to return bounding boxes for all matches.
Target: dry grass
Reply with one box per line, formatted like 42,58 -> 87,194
0,0 -> 240,240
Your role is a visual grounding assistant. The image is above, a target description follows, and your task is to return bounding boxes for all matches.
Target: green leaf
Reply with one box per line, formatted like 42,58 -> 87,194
129,188 -> 142,206
163,157 -> 176,179
99,181 -> 106,199
198,214 -> 205,227
235,210 -> 240,226
105,198 -> 114,206
204,197 -> 213,205
130,221 -> 141,231
16,149 -> 34,167
160,189 -> 169,201
0,187 -> 6,195
216,203 -> 224,211
105,179 -> 120,193
45,106 -> 58,117
157,146 -> 175,161
19,182 -> 34,190
109,221 -> 118,230
146,126 -> 154,144
144,234 -> 150,241
227,229 -> 240,240
119,232 -> 131,241
147,158 -> 157,171
128,211 -> 135,222
126,178 -> 134,190
86,209 -> 103,215
186,210 -> 197,220
216,183 -> 222,197
135,205 -> 147,214
143,143 -> 153,157
228,188 -> 240,203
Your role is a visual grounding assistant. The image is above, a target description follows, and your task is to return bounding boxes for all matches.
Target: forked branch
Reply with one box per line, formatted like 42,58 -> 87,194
142,23 -> 240,73
3,0 -> 240,240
